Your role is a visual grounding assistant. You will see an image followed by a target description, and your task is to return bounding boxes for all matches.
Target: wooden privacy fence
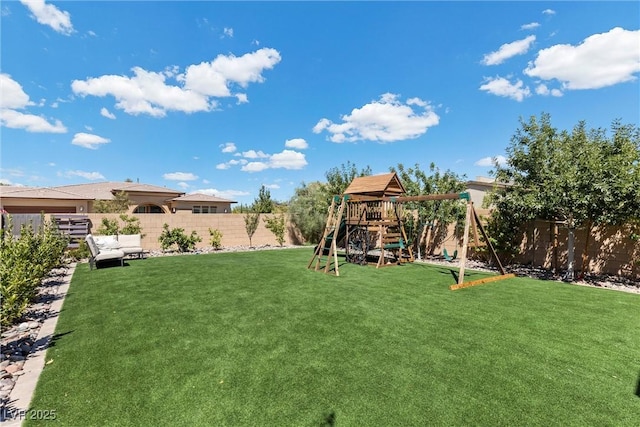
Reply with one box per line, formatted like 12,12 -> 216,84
51,214 -> 90,249
1,214 -> 44,236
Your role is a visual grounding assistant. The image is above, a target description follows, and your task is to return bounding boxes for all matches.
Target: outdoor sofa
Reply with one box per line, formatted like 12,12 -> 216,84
93,234 -> 145,259
85,234 -> 125,270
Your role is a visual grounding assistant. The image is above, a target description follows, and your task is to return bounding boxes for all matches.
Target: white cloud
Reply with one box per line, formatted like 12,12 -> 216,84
0,75 -> 66,132
72,132 -> 111,149
521,22 -> 540,31
284,138 -> 308,149
524,27 -> 640,90
263,184 -> 280,189
220,142 -> 237,153
235,93 -> 248,104
62,170 -> 105,180
218,158 -> 249,169
482,35 -> 536,65
182,48 -> 281,96
475,155 -> 507,167
535,84 -> 563,97
72,67 -> 211,117
0,74 -> 33,109
542,9 -> 556,15
176,182 -> 190,189
0,109 -> 67,133
241,162 -> 269,173
196,188 -> 249,201
313,93 -> 440,143
479,76 -> 531,102
239,149 -> 307,173
71,48 -> 281,117
269,150 -> 307,170
223,27 -> 234,38
163,172 -> 198,181
20,0 -> 74,35
100,107 -> 116,119
242,149 -> 269,159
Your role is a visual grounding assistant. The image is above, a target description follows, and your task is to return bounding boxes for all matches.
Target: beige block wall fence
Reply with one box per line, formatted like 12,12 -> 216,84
84,212 -> 303,251
514,220 -> 639,279
58,212 -> 638,278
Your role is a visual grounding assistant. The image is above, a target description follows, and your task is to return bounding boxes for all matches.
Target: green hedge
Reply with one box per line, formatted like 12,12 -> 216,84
0,215 -> 68,326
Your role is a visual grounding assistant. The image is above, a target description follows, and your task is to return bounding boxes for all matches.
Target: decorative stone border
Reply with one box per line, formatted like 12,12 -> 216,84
0,263 -> 75,426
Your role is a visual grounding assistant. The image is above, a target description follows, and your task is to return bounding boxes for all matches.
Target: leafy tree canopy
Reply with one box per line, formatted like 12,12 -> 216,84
252,185 -> 274,213
324,161 -> 372,197
93,190 -> 131,214
488,113 -> 640,278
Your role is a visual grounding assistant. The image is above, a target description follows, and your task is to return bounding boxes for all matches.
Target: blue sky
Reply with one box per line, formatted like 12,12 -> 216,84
1,1 -> 639,204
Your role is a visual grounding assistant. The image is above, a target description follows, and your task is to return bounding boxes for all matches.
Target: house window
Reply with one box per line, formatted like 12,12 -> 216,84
192,205 -> 217,214
133,204 -> 164,214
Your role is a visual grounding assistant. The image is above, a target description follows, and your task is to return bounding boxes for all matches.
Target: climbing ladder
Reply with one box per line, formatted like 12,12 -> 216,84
308,195 -> 348,276
376,218 -> 414,268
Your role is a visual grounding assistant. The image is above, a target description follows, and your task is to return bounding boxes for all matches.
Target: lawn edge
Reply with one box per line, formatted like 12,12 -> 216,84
1,262 -> 76,426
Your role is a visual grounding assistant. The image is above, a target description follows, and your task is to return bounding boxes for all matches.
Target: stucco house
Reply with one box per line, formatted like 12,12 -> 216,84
0,182 -> 236,214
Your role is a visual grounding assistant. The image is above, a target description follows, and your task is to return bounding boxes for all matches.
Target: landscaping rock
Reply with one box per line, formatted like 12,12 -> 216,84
5,364 -> 22,374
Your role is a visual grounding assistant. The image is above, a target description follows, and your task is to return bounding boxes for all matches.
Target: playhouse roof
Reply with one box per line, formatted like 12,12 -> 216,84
343,172 -> 406,197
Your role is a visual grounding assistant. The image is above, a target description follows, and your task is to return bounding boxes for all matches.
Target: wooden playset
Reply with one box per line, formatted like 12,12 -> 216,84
308,173 -> 515,289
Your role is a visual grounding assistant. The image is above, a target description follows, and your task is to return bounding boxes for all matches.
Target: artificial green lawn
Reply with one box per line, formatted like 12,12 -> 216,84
27,248 -> 640,426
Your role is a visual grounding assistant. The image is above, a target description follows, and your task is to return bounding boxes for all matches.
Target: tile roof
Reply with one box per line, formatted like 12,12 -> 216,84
1,182 -> 183,201
0,185 -> 92,200
171,193 -> 237,203
54,182 -> 184,199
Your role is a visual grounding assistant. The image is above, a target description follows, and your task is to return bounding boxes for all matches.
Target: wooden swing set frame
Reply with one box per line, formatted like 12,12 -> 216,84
308,192 -> 515,290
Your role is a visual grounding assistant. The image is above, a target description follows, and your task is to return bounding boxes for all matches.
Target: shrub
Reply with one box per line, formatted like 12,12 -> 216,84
67,239 -> 91,261
96,217 -> 119,235
158,224 -> 201,252
0,215 -> 68,327
119,214 -> 145,237
209,228 -> 223,250
95,214 -> 145,237
264,214 -> 286,246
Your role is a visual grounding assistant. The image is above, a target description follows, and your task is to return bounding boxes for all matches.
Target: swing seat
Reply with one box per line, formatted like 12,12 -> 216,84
443,248 -> 457,261
384,238 -> 405,250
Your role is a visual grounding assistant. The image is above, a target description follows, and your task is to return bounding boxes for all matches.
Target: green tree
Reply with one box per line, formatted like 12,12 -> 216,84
119,214 -> 144,237
288,181 -> 329,244
390,162 -> 467,255
93,190 -> 131,213
324,161 -> 372,196
253,185 -> 274,213
490,113 -> 640,280
264,214 -> 286,246
244,211 -> 260,247
96,218 -> 119,235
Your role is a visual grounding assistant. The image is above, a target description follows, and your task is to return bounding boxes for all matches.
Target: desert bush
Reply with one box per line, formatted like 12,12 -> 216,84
95,214 -> 145,237
96,217 -> 119,235
119,214 -> 145,237
67,239 -> 91,261
209,228 -> 223,250
264,214 -> 286,246
158,224 -> 201,252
